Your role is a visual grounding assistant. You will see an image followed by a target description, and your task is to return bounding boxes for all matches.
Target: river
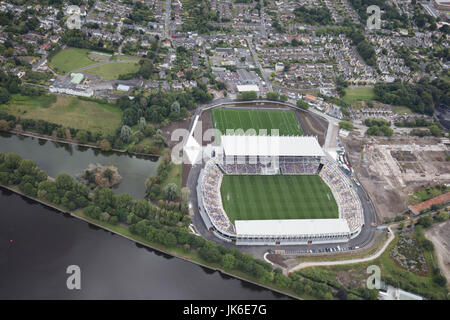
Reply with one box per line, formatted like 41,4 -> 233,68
0,189 -> 288,299
0,133 -> 160,199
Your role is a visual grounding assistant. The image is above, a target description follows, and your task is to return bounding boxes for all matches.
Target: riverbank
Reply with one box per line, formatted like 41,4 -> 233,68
0,184 -> 301,300
4,129 -> 162,158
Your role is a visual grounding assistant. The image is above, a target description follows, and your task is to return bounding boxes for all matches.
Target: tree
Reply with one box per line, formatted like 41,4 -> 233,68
100,212 -> 111,222
4,153 -> 22,171
238,91 -> 258,100
110,216 -> 118,225
170,101 -> 180,114
103,168 -> 114,182
17,159 -> 37,176
76,130 -> 89,144
339,121 -> 354,131
120,125 -> 132,142
0,87 -> 10,104
163,183 -> 178,200
181,187 -> 190,203
99,139 -> 112,151
418,215 -> 433,228
138,117 -> 147,132
266,91 -> 279,101
296,99 -> 309,110
198,241 -> 221,263
0,119 -> 9,131
221,254 -> 236,270
93,187 -> 116,212
55,174 -> 74,191
84,205 -> 101,219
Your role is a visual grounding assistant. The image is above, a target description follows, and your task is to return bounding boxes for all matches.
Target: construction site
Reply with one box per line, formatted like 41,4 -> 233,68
344,136 -> 450,220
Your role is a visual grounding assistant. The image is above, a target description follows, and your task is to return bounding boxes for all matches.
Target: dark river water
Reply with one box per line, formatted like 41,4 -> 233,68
0,133 -> 160,199
0,189 -> 288,299
0,133 -> 289,300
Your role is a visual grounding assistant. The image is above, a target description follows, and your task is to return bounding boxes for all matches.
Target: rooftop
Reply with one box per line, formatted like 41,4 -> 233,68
220,135 -> 325,157
235,219 -> 350,237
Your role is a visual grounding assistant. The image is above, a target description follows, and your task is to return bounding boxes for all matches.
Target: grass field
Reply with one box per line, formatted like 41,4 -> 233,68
1,94 -> 122,134
212,108 -> 303,136
49,48 -> 96,74
220,175 -> 338,223
343,87 -> 375,106
83,62 -> 140,80
392,105 -> 413,114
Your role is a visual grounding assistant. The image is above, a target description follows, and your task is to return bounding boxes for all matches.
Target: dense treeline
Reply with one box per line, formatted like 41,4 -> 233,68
266,91 -> 288,102
145,153 -> 183,201
237,91 -> 258,101
348,30 -> 376,66
394,118 -> 434,128
0,70 -> 45,105
0,151 -> 352,300
116,84 -> 212,127
293,5 -> 332,26
60,29 -> 115,54
373,77 -> 450,115
364,118 -> 393,137
349,0 -> 409,29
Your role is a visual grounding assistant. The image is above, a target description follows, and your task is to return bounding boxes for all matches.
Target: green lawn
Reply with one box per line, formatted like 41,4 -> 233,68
343,87 -> 375,106
220,175 -> 338,223
409,185 -> 450,205
1,94 -> 122,135
212,108 -> 303,136
83,62 -> 140,80
49,48 -> 96,74
392,105 -> 413,114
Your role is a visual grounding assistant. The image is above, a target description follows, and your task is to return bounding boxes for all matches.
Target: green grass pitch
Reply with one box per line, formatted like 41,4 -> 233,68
211,108 -> 303,136
220,175 -> 338,223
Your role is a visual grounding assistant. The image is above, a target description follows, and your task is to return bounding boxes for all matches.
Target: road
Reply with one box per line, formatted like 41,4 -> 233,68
287,227 -> 394,273
185,99 -> 379,263
164,0 -> 171,39
259,0 -> 266,38
424,220 -> 450,285
246,37 -> 273,93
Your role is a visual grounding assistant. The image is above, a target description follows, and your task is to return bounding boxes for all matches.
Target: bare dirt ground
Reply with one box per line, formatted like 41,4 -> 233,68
161,115 -> 192,148
266,254 -> 288,268
336,269 -> 366,290
425,220 -> 450,286
296,111 -> 327,146
344,136 -> 450,220
199,109 -> 215,146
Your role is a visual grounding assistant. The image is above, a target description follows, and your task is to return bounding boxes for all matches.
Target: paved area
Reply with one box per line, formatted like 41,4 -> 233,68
425,220 -> 450,285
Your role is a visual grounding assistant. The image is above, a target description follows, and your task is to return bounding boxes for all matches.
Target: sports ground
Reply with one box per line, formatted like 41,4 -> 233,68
211,108 -> 303,136
220,175 -> 339,223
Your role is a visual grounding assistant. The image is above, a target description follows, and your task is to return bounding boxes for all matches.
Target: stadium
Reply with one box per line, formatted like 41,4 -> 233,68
194,107 -> 364,246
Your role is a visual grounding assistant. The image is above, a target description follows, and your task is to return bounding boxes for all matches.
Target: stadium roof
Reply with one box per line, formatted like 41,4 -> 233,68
235,219 -> 350,237
220,135 -> 325,157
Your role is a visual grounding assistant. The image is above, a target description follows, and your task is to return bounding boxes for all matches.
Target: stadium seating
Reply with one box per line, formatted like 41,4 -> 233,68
199,159 -> 236,235
319,160 -> 364,232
